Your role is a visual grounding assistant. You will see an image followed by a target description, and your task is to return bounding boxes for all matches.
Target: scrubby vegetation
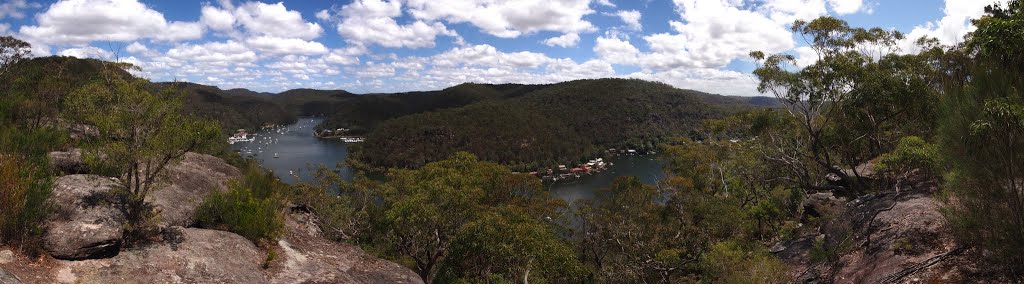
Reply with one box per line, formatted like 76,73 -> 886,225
193,162 -> 288,244
0,36 -> 62,253
194,181 -> 283,243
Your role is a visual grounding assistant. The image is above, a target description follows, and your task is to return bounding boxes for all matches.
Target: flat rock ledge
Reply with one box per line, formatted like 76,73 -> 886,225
56,227 -> 264,284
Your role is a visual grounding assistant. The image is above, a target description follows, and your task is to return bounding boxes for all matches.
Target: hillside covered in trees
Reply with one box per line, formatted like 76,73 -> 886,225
1,55 -> 775,172
358,79 -> 752,170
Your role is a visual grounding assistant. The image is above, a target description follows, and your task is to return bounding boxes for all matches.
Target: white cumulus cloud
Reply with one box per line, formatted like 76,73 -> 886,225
234,2 -> 323,40
404,0 -> 597,38
543,33 -> 581,48
0,0 -> 35,19
616,10 -> 642,31
900,0 -> 988,52
594,35 -> 639,65
59,46 -> 113,59
246,36 -> 328,55
335,0 -> 456,48
19,0 -> 203,45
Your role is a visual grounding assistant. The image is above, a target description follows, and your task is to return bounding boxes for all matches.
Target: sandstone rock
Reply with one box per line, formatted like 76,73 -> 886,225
832,193 -> 954,283
60,227 -> 266,283
68,124 -> 98,141
47,149 -> 84,175
0,250 -> 12,264
0,267 -> 20,284
146,152 -> 242,227
270,211 -> 424,284
780,186 -> 963,283
803,192 -> 845,220
44,175 -> 124,260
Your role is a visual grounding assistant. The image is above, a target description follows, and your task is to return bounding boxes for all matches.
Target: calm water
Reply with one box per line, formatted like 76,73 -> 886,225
234,118 -> 666,202
548,155 -> 666,202
230,118 -> 354,184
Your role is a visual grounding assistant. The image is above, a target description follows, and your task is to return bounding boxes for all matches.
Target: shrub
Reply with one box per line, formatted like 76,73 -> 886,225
874,135 -> 940,182
701,240 -> 791,284
938,64 -> 1024,273
194,180 -> 283,243
0,154 -> 52,253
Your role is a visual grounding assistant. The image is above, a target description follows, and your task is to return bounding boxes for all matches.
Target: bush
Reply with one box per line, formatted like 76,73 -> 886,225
874,135 -> 940,181
0,154 -> 52,253
701,240 -> 791,284
938,64 -> 1024,273
194,180 -> 283,243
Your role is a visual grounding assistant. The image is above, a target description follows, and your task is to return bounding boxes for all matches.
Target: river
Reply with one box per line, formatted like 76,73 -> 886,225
231,118 -> 666,202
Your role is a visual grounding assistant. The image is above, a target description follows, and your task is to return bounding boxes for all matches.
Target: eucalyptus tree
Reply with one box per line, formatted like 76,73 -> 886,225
67,63 -> 220,244
369,152 -> 574,283
750,17 -> 936,195
0,36 -> 31,77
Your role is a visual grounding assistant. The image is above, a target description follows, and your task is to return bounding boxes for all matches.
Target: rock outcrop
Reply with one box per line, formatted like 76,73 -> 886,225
43,175 -> 124,260
269,210 -> 424,284
47,149 -> 84,175
777,182 -> 967,283
146,152 -> 241,227
4,152 -> 425,283
58,227 -> 265,283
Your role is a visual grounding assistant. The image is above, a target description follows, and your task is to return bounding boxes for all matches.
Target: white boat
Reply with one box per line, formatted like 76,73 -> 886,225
273,153 -> 279,158
340,137 -> 365,143
228,133 -> 255,144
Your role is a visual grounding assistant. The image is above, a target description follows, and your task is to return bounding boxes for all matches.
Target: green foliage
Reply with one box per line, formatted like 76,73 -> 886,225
938,63 -> 1024,272
569,110 -> 802,282
438,206 -> 585,283
874,136 -> 940,180
0,154 -> 52,254
701,241 -> 791,284
263,250 -> 277,269
574,176 -> 690,282
195,179 -> 284,243
168,82 -> 297,132
288,163 -> 375,242
359,78 -> 742,171
0,36 -> 31,77
315,83 -> 533,135
751,16 -> 938,194
351,152 -> 569,283
970,0 -> 1024,71
67,64 -> 221,245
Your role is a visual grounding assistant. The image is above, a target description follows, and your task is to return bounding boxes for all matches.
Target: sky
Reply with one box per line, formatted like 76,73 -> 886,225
0,0 -> 995,96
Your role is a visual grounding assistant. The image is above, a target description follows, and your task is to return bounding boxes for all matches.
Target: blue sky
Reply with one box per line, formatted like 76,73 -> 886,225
0,0 -> 991,96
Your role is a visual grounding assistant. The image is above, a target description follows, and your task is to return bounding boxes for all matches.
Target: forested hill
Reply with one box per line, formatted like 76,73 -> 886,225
0,56 -> 296,132
1,56 -> 776,167
356,78 -> 764,170
314,82 -> 550,134
157,82 -> 296,131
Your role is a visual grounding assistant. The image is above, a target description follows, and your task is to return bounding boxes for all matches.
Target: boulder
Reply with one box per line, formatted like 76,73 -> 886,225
269,211 -> 424,284
803,192 -> 845,221
47,149 -> 84,175
43,175 -> 124,260
59,227 -> 266,283
146,152 -> 242,227
68,124 -> 98,141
